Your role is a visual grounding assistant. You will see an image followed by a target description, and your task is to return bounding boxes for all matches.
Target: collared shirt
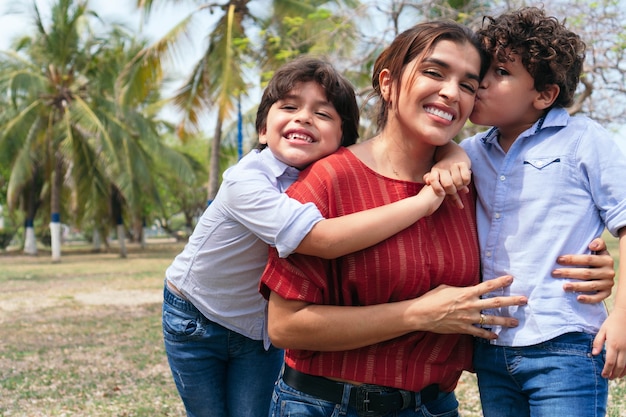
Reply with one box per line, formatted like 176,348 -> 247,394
461,107 -> 626,346
261,148 -> 479,392
166,148 -> 323,348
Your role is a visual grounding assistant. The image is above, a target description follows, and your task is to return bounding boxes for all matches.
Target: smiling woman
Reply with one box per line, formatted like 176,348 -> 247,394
258,21 -> 531,417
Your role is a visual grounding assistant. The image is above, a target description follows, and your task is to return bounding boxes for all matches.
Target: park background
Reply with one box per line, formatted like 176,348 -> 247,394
1,0 -> 625,415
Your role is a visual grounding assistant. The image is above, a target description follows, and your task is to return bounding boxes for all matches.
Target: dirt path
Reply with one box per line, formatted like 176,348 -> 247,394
0,242 -> 181,318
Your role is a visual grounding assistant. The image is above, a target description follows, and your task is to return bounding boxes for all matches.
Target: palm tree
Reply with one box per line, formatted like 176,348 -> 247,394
133,0 -> 360,202
0,0 -> 117,261
0,0 -> 196,260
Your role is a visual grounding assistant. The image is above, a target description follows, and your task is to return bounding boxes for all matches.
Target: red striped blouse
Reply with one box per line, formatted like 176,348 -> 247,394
260,147 -> 480,393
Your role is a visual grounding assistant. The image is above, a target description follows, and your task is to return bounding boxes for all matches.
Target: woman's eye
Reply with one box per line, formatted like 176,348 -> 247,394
461,83 -> 477,94
424,69 -> 443,78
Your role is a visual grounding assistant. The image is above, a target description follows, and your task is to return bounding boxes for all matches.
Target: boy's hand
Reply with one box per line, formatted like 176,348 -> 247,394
552,237 -> 615,303
423,162 -> 471,209
593,306 -> 626,379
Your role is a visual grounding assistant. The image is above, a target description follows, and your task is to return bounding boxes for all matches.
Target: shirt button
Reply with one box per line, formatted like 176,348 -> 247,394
500,175 -> 506,181
486,251 -> 492,258
495,213 -> 501,219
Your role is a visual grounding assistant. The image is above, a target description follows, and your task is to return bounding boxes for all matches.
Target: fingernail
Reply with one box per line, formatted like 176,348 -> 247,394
552,270 -> 562,277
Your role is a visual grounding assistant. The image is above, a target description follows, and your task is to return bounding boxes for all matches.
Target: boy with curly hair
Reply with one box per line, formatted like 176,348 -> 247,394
460,7 -> 626,416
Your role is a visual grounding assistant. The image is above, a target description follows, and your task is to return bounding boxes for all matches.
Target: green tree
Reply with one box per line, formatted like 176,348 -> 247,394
133,0 -> 360,202
0,0 -> 195,260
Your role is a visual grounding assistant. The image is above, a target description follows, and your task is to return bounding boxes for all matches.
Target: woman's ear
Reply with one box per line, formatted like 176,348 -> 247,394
379,69 -> 392,101
534,84 -> 560,110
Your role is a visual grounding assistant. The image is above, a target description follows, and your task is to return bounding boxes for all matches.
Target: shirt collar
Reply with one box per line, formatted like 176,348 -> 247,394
480,107 -> 570,146
259,147 -> 301,179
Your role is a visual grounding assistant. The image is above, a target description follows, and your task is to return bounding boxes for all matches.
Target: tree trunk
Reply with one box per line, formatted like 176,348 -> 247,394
117,223 -> 127,258
23,219 -> 37,255
207,115 -> 224,205
50,151 -> 64,263
110,188 -> 127,258
92,228 -> 102,252
23,180 -> 39,255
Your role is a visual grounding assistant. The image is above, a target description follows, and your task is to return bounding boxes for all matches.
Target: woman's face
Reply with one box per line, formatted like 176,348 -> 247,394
382,39 -> 481,147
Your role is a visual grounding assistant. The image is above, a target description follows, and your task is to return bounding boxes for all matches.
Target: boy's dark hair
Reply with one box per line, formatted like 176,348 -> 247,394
255,56 -> 360,149
478,6 -> 586,108
370,20 -> 488,131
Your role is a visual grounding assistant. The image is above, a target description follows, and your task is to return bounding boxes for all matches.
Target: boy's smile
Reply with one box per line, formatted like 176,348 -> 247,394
259,81 -> 343,170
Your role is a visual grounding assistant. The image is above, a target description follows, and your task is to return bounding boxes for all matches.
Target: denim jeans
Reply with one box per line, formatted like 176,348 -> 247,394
474,332 -> 607,417
162,283 -> 284,417
268,374 -> 460,417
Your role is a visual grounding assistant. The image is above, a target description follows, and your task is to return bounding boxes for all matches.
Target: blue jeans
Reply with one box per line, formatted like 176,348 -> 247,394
474,332 -> 607,417
269,373 -> 460,417
162,283 -> 284,417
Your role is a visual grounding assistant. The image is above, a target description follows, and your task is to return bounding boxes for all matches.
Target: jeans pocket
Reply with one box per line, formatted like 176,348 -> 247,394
162,303 -> 206,341
420,391 -> 459,417
270,378 -> 339,417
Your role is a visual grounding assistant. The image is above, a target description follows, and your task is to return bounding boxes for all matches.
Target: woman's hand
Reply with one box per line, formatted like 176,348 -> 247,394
413,275 -> 527,340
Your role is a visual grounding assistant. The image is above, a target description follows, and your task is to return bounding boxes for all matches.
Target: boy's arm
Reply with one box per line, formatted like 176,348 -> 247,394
295,185 -> 444,259
424,141 -> 472,209
592,227 -> 626,380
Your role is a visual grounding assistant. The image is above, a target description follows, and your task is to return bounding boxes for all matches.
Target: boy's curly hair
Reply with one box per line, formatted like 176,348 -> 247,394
478,7 -> 586,108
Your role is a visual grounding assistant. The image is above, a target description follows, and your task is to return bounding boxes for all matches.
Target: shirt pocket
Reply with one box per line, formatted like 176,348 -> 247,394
523,156 -> 561,170
519,156 -> 566,203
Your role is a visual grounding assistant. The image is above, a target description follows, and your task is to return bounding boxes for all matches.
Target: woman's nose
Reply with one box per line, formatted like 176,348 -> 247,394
440,81 -> 460,101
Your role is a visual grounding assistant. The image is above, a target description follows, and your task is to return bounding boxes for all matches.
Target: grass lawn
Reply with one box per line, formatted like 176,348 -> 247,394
0,236 -> 624,416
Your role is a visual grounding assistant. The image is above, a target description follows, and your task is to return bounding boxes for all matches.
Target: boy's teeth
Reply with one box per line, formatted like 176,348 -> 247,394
287,133 -> 313,143
425,107 -> 453,121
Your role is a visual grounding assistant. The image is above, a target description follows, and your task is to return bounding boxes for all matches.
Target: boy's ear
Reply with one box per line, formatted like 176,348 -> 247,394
534,84 -> 560,110
258,128 -> 268,144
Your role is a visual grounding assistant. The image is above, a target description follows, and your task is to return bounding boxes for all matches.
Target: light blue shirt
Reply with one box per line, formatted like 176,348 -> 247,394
165,148 -> 324,348
461,107 -> 626,346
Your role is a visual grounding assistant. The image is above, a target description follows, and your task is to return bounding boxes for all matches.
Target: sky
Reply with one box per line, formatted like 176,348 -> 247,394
0,0 -> 218,128
0,0 -> 194,49
0,0 -> 220,80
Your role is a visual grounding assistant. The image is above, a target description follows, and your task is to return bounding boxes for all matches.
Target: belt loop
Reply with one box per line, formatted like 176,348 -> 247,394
401,390 -> 414,410
338,382 -> 351,415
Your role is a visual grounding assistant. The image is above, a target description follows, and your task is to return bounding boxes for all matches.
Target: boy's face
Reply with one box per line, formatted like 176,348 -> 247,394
470,51 -> 542,131
259,81 -> 343,170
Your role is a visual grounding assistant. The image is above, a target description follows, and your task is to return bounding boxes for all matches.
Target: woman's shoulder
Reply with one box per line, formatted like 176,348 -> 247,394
302,147 -> 360,172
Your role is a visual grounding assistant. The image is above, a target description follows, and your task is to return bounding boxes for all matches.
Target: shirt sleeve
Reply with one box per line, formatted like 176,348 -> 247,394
577,120 -> 626,236
220,163 -> 324,258
260,161 -> 334,302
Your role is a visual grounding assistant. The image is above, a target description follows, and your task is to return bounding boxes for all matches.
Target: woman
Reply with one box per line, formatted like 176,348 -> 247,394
260,20 -> 524,417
